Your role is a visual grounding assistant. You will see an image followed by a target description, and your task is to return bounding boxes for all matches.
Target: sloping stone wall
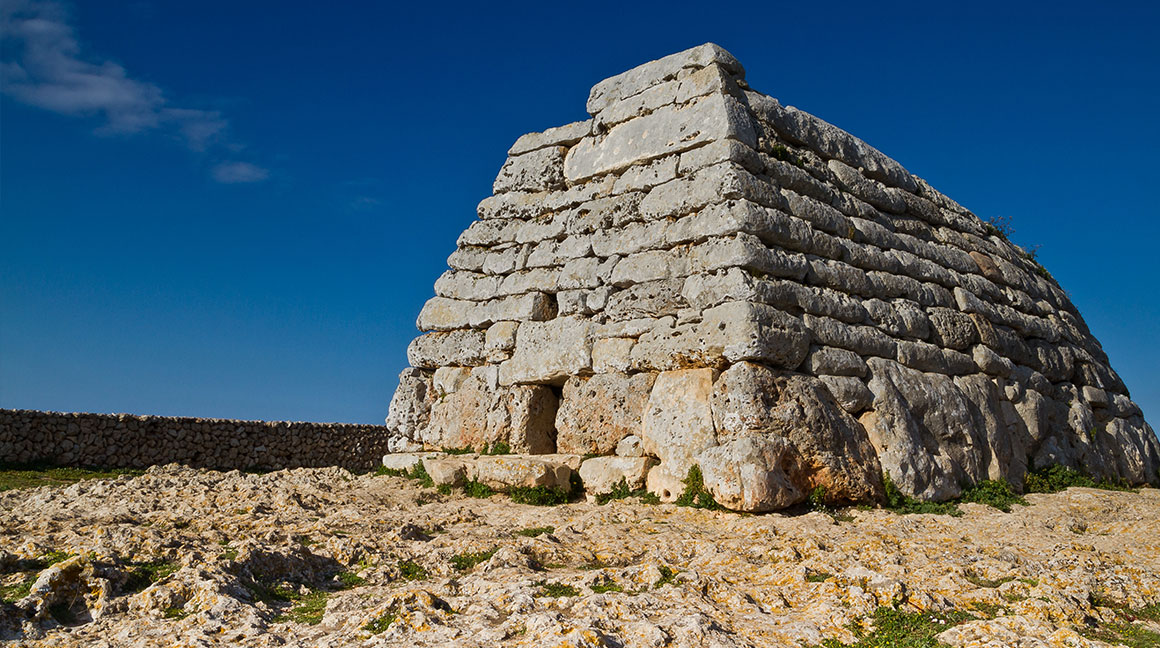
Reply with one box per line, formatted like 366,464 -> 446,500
384,43 -> 1159,509
0,409 -> 390,471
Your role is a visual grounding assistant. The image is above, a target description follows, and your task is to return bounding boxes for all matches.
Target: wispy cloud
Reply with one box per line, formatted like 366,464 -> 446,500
1,0 -> 266,182
211,161 -> 269,184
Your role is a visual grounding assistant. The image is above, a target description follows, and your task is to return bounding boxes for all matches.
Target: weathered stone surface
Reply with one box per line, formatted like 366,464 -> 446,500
380,452 -> 437,472
578,456 -> 656,494
709,363 -> 883,503
585,42 -> 743,115
819,375 -> 874,414
641,369 -> 717,480
494,146 -> 567,193
696,436 -> 806,512
566,94 -> 756,183
508,120 -> 590,156
420,377 -> 558,453
499,316 -> 594,386
472,455 -> 572,491
699,301 -> 810,368
803,346 -> 868,377
616,434 -> 644,457
422,457 -> 469,487
928,307 -> 978,350
407,329 -> 486,369
555,373 -> 656,455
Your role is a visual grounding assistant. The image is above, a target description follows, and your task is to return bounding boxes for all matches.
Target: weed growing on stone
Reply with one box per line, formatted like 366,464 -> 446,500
770,143 -> 806,168
396,559 -> 427,581
462,479 -> 495,499
163,604 -> 191,620
480,441 -> 511,455
0,463 -> 144,492
450,548 -> 496,571
408,463 -> 435,488
441,446 -> 475,455
813,606 -> 975,648
595,478 -> 660,505
957,480 -> 1028,512
654,565 -> 679,588
374,466 -> 407,477
1077,597 -> 1160,648
963,571 -> 1014,589
984,215 -> 1015,240
336,571 -> 366,588
590,577 -> 623,594
363,612 -> 396,634
882,473 -> 963,516
516,526 -> 554,538
273,589 -> 329,625
675,466 -> 723,510
123,558 -> 179,593
806,571 -> 832,583
0,576 -> 35,603
534,581 -> 580,598
509,485 -> 570,506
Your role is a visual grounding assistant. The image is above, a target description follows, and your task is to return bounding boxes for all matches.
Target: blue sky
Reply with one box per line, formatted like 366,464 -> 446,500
2,1 -> 1157,425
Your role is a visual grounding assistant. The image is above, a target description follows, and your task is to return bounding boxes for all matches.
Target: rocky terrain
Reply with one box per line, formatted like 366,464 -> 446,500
2,465 -> 1159,647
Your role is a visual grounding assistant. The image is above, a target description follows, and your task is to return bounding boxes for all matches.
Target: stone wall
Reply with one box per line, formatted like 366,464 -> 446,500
384,43 -> 1159,510
0,409 -> 391,471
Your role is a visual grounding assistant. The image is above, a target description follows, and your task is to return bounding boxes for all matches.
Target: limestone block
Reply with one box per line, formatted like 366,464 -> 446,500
699,301 -> 810,369
592,337 -> 635,374
472,293 -> 556,328
641,369 -> 717,479
610,249 -> 690,287
533,454 -> 584,471
434,270 -> 502,302
696,436 -> 805,512
432,367 -> 472,396
555,373 -> 656,455
508,120 -> 591,156
709,362 -> 883,503
578,456 -> 656,494
1082,386 -> 1108,409
605,279 -> 686,321
972,344 -> 1014,377
493,146 -> 567,193
416,297 -> 474,332
407,330 -> 486,368
819,375 -> 874,414
613,155 -> 679,194
473,455 -> 572,491
422,457 -> 469,487
585,42 -> 743,115
422,377 -> 557,453
567,93 -> 756,183
928,307 -> 978,350
678,138 -> 763,176
803,314 -> 897,359
864,299 -> 930,340
499,316 -> 594,386
506,385 -> 559,454
485,321 -> 519,362
691,233 -> 809,280
645,463 -> 686,503
861,358 -> 989,501
385,369 -> 435,439
616,435 -> 644,457
896,340 -> 976,375
640,162 -> 781,220
595,63 -> 737,129
803,346 -> 868,377
381,452 -> 438,473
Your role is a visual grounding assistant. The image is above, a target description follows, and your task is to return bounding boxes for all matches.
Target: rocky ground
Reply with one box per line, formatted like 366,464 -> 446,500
2,465 -> 1159,647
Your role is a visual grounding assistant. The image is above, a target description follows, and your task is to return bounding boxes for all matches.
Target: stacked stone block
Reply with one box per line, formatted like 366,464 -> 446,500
386,43 -> 1159,510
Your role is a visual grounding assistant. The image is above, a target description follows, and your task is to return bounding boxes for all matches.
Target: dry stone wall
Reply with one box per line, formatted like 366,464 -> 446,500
385,43 -> 1159,510
0,409 -> 390,471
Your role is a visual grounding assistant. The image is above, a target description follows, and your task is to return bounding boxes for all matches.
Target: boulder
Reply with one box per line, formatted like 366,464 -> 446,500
696,436 -> 805,512
555,373 -> 656,455
578,456 -> 656,494
641,369 -> 718,480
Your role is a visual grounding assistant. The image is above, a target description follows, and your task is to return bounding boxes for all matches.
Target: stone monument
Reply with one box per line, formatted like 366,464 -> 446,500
382,43 -> 1158,511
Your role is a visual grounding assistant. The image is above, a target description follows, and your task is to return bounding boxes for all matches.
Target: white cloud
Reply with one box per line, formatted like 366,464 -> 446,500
1,1 -> 254,174
211,161 -> 269,184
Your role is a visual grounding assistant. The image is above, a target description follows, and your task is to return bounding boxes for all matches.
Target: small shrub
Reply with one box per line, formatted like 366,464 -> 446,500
163,605 -> 191,620
516,526 -> 554,538
509,485 -> 570,506
882,473 -> 962,516
675,466 -> 723,510
450,548 -> 496,571
273,590 -> 329,625
408,463 -> 434,488
806,571 -> 832,583
534,581 -> 580,598
336,571 -> 366,589
481,441 -> 511,455
0,576 -> 35,603
123,558 -> 179,593
958,480 -> 1028,512
1024,465 -> 1135,494
376,466 -> 409,478
590,577 -> 623,594
984,215 -> 1015,239
770,143 -> 805,168
363,612 -> 396,634
396,559 -> 427,581
595,478 -> 660,505
442,446 -> 474,455
462,479 -> 495,499
654,565 -> 679,588
813,606 -> 975,647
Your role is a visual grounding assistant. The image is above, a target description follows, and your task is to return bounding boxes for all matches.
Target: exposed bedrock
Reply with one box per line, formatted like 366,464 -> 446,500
382,43 -> 1159,511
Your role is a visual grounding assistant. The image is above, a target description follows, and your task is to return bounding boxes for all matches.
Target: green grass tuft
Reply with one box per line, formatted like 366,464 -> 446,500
462,479 -> 495,499
163,604 -> 191,620
806,571 -> 832,583
516,526 -> 554,538
481,441 -> 511,455
509,485 -> 570,506
336,571 -> 366,588
654,565 -> 679,588
595,478 -> 660,505
882,473 -> 963,516
813,606 -> 976,648
534,581 -> 580,597
396,559 -> 427,582
590,577 -> 623,594
1024,465 -> 1135,494
0,575 -> 36,603
450,548 -> 496,571
363,612 -> 396,634
123,558 -> 179,593
0,463 -> 144,492
272,589 -> 329,625
441,446 -> 475,455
